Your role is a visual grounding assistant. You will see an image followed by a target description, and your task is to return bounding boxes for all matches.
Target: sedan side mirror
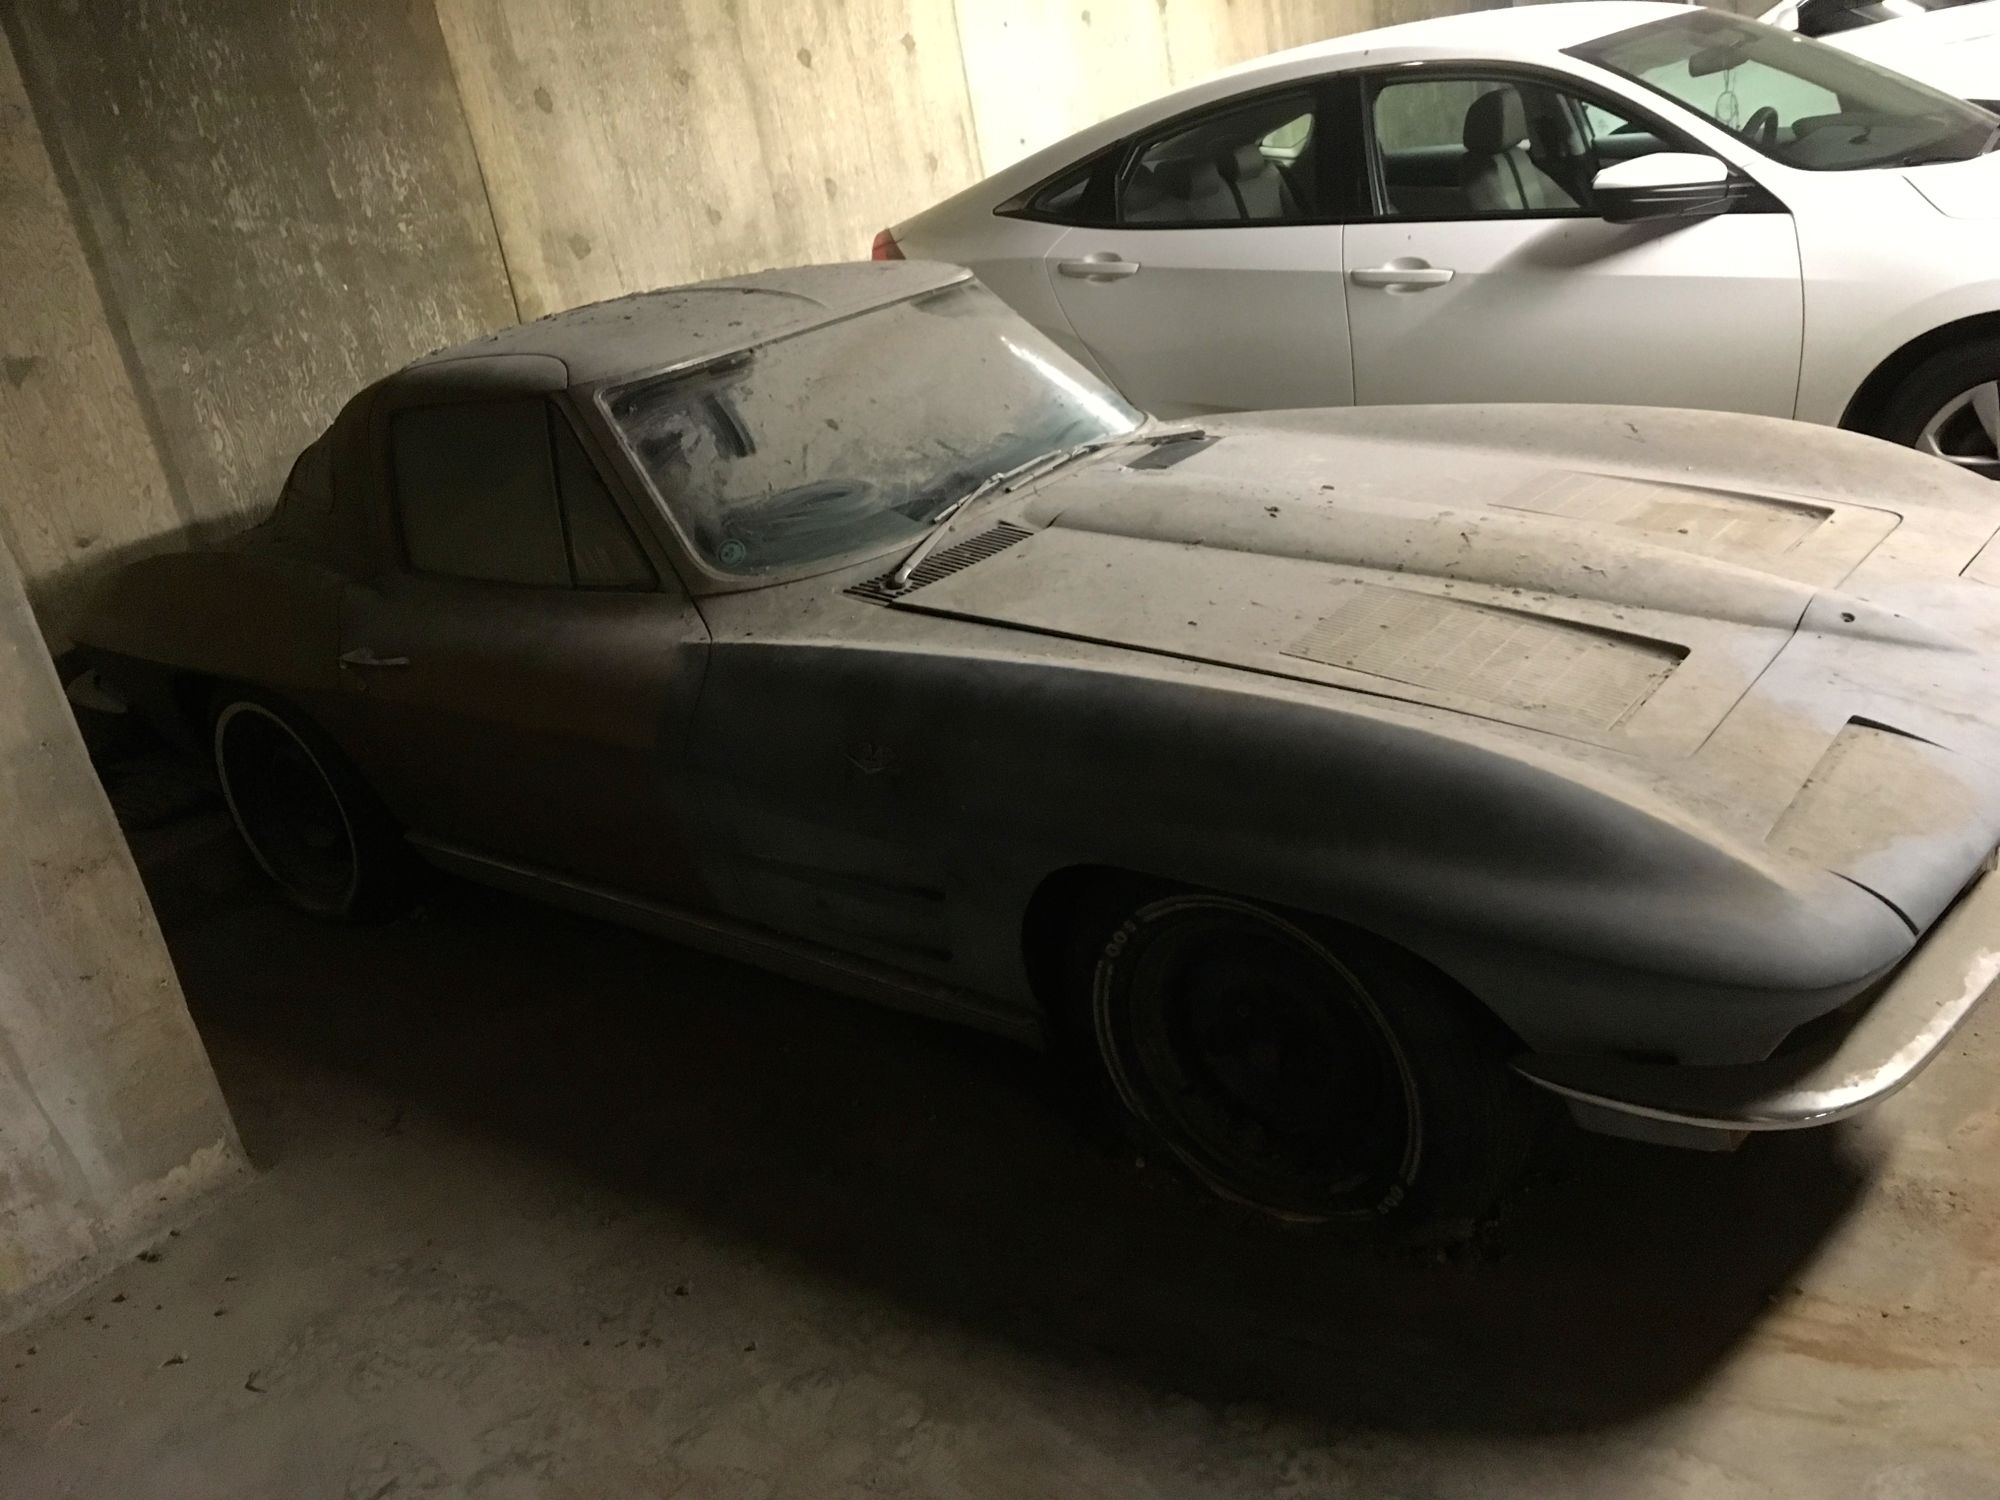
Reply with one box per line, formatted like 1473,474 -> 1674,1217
1592,152 -> 1737,225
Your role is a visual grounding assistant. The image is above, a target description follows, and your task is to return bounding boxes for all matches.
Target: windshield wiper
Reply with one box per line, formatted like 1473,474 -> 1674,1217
884,437 -> 1122,594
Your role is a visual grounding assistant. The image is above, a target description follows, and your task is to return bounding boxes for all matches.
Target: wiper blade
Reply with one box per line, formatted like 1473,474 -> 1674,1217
884,438 -> 1117,594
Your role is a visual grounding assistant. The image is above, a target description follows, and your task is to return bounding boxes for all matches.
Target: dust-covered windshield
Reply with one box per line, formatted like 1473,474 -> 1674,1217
1572,10 -> 1997,169
599,283 -> 1142,579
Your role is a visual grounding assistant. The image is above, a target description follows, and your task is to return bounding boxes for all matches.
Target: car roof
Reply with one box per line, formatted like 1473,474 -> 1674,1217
1216,0 -> 1691,73
402,260 -> 971,391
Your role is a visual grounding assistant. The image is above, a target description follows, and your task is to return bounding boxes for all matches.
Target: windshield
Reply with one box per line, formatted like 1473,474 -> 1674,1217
599,283 -> 1141,579
1572,11 -> 1996,169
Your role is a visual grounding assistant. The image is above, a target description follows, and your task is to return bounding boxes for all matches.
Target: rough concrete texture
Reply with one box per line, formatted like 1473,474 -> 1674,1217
1,0 -> 519,537
0,546 -> 243,1330
435,0 -> 986,319
0,29 -> 185,645
2,817 -> 1994,1496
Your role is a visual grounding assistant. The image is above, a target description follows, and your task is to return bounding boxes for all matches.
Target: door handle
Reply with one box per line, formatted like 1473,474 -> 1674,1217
1057,254 -> 1141,280
1350,261 -> 1455,290
338,647 -> 411,669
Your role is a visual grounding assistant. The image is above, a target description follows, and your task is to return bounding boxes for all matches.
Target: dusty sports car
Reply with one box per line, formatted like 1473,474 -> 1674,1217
79,261 -> 2000,1237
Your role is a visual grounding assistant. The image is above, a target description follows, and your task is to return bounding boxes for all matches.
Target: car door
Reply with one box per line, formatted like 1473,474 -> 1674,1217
1342,68 -> 1805,416
336,380 -> 714,908
1041,83 -> 1356,418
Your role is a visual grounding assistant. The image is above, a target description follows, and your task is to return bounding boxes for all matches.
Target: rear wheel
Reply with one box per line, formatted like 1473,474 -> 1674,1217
1085,891 -> 1533,1240
210,690 -> 404,919
1873,339 -> 2000,480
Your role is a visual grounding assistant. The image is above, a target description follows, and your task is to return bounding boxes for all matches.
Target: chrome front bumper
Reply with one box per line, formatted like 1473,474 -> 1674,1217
1513,866 -> 2000,1136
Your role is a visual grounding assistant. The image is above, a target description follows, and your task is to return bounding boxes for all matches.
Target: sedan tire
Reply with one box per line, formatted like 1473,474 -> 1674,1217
1087,892 -> 1536,1241
211,689 -> 405,920
1875,337 -> 2000,480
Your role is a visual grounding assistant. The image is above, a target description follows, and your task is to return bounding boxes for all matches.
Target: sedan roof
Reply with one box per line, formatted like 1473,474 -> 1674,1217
405,260 -> 970,390
1225,0 -> 1692,72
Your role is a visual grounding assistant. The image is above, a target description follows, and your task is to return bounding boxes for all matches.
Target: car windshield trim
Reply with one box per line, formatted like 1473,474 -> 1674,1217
1567,11 -> 1997,171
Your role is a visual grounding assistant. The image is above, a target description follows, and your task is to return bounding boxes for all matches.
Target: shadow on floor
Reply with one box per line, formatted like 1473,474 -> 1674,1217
139,817 -> 1874,1441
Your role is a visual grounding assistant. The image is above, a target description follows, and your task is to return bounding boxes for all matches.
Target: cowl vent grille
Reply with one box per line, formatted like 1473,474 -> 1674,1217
847,523 -> 1034,602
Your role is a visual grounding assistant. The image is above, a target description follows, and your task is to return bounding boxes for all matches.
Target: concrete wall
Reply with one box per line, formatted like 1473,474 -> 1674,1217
436,0 -> 986,320
0,530 -> 245,1329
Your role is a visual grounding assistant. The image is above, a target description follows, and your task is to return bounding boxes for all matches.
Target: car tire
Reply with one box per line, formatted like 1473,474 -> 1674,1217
1872,338 -> 2000,480
1084,890 -> 1535,1241
210,688 -> 405,920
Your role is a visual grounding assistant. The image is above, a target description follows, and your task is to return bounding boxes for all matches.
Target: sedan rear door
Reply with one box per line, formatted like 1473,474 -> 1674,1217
1342,68 -> 1805,416
1040,83 -> 1356,417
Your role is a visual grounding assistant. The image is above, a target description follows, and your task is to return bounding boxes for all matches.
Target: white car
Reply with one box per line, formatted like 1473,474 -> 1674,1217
884,2 -> 2000,477
1759,0 -> 2000,108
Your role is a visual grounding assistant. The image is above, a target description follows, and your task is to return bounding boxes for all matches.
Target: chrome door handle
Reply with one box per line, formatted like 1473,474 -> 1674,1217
1057,255 -> 1141,280
338,647 -> 410,669
1350,262 -> 1455,290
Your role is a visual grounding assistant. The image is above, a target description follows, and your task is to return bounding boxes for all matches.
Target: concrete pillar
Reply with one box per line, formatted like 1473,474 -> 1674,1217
0,530 -> 245,1330
0,26 -> 186,649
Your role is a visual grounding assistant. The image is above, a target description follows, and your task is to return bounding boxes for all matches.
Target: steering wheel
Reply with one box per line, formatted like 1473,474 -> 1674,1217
1743,105 -> 1781,150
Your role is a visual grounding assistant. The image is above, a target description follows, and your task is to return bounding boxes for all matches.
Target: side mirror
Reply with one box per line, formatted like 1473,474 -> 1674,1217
1591,152 -> 1737,224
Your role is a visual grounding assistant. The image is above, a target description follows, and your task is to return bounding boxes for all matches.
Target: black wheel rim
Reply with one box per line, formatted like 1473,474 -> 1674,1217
215,704 -> 357,913
1098,902 -> 1419,1221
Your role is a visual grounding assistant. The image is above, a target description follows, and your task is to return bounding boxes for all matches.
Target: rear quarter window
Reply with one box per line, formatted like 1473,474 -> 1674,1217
391,399 -> 569,587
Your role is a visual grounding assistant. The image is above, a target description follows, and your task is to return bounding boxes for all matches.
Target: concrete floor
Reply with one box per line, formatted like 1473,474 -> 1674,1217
3,817 -> 1997,1498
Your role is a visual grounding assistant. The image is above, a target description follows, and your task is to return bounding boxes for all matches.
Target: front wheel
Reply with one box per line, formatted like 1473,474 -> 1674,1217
1087,892 -> 1534,1240
211,690 -> 405,920
1872,339 -> 2000,480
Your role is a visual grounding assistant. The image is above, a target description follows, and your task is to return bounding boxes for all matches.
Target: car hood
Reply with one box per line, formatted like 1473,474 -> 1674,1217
1906,145 -> 2000,218
864,404 -> 2000,928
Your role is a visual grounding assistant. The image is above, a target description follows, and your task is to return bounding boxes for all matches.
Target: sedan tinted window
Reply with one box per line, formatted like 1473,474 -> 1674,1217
1119,91 -> 1319,225
393,399 -> 568,586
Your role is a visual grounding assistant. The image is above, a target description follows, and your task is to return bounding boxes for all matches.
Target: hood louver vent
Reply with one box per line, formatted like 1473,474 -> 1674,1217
847,523 -> 1034,603
1125,435 -> 1217,470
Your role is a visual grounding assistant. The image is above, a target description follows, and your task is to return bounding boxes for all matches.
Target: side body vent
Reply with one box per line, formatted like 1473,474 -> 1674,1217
847,523 -> 1035,603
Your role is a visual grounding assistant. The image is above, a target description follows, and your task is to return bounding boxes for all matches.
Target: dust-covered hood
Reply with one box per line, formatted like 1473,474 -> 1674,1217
867,403 -> 2000,929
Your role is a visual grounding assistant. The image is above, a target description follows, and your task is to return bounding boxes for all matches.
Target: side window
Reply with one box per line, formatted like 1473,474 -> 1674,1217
552,416 -> 655,590
1119,91 -> 1319,226
1033,168 -> 1091,219
1371,76 -> 1653,220
270,434 -> 334,544
1026,160 -> 1115,226
393,399 -> 568,586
